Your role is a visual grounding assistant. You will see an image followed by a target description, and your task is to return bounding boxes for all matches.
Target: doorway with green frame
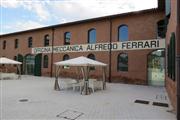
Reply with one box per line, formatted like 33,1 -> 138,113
24,54 -> 42,76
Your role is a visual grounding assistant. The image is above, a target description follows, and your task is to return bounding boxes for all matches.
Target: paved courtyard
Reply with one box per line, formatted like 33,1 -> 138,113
0,76 -> 176,120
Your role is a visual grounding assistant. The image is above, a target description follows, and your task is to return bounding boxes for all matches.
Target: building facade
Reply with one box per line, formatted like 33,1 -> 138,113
0,2 -> 166,86
165,0 -> 179,119
1,0 -> 180,118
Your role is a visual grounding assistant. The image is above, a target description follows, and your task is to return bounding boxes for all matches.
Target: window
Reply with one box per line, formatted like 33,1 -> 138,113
63,54 -> 70,61
64,32 -> 71,45
63,54 -> 70,69
117,53 -> 128,71
157,20 -> 167,38
87,54 -> 96,70
118,25 -> 128,42
44,34 -> 50,46
43,55 -> 48,68
28,37 -> 33,48
3,40 -> 6,49
168,32 -> 175,81
14,56 -> 17,60
14,56 -> 17,66
88,29 -> 96,44
87,54 -> 95,60
15,39 -> 18,48
165,0 -> 171,16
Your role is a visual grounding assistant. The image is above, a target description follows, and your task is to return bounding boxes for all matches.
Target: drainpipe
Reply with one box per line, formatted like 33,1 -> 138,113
51,28 -> 55,77
176,0 -> 180,119
109,17 -> 112,83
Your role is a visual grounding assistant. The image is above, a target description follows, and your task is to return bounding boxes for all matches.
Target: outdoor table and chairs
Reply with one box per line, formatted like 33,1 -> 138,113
54,56 -> 107,95
72,79 -> 104,93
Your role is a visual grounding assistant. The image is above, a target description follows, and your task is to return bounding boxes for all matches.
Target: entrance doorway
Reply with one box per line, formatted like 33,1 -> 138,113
148,49 -> 165,86
25,54 -> 35,75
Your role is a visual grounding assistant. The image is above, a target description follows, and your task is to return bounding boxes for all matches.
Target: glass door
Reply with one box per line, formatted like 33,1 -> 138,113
148,49 -> 165,86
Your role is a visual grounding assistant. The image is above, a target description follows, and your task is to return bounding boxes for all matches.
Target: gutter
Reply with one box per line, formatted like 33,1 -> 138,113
109,17 -> 112,83
51,28 -> 55,77
176,0 -> 180,119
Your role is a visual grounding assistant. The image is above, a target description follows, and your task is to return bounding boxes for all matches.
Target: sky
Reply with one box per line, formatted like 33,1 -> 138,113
0,0 -> 157,35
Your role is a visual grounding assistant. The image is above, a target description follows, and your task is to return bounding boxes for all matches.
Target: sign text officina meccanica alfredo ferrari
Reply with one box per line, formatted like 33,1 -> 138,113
32,39 -> 165,54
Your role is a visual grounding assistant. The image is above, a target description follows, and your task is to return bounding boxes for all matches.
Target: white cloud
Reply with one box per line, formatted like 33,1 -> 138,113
1,0 -> 157,23
0,0 -> 158,34
48,0 -> 157,23
1,20 -> 44,34
0,0 -> 20,8
0,0 -> 50,21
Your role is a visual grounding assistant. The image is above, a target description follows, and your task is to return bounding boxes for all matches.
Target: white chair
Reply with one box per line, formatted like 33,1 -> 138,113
73,80 -> 84,92
94,80 -> 103,90
61,79 -> 77,89
0,73 -> 18,80
89,79 -> 97,93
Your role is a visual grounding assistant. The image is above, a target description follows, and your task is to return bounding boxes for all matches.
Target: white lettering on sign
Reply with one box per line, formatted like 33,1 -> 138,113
32,39 -> 165,54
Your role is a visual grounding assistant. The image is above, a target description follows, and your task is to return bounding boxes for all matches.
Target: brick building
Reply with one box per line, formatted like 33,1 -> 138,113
165,0 -> 180,119
0,5 -> 165,83
1,0 -> 180,119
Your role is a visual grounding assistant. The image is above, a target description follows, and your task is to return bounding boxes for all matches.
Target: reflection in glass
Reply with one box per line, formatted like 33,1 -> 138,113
118,25 -> 128,42
117,53 -> 128,71
88,29 -> 96,44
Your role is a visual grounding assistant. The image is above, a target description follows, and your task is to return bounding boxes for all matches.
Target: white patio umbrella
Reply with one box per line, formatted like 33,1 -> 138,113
0,57 -> 22,79
54,56 -> 107,95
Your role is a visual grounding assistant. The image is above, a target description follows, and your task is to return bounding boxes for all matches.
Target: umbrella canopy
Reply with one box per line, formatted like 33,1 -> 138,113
0,57 -> 22,65
54,56 -> 107,67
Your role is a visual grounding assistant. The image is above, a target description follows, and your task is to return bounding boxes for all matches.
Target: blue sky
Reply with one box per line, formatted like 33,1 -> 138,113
0,0 -> 157,35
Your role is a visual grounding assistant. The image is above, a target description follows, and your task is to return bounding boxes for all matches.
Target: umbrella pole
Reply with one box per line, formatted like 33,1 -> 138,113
54,66 -> 60,91
102,67 -> 106,90
81,66 -> 90,95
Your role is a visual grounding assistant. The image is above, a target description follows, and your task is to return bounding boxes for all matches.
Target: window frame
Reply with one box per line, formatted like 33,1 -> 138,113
3,40 -> 6,49
15,39 -> 18,49
63,54 -> 70,69
117,53 -> 128,72
87,53 -> 96,70
88,28 -> 96,44
118,25 -> 128,42
28,37 -> 33,48
44,34 -> 50,46
64,32 -> 71,45
43,55 -> 48,68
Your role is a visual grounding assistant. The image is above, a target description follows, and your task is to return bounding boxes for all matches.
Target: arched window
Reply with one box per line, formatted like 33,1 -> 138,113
117,53 -> 128,71
3,40 -> 6,49
157,20 -> 166,38
87,54 -> 95,60
15,39 -> 18,48
64,32 -> 71,45
88,29 -> 96,44
43,55 -> 48,68
14,56 -> 17,67
28,37 -> 33,48
14,56 -> 17,60
63,54 -> 70,61
63,54 -> 70,69
44,34 -> 50,46
118,25 -> 128,42
87,54 -> 96,70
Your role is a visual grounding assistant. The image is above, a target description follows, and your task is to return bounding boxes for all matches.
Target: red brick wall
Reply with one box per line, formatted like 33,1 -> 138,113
165,0 -> 177,111
0,10 -> 164,85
